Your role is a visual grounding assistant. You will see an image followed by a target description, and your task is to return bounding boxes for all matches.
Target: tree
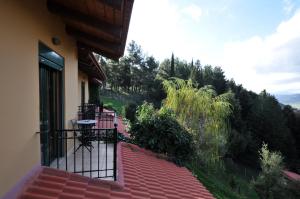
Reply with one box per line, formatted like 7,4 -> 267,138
174,58 -> 190,80
99,41 -> 300,172
126,40 -> 144,92
127,40 -> 144,65
203,65 -> 214,86
106,59 -> 122,90
170,53 -> 175,77
226,92 -> 252,159
202,65 -> 227,94
212,67 -> 227,94
163,78 -> 232,166
157,55 -> 191,80
142,55 -> 159,91
190,59 -> 203,87
119,57 -> 131,91
282,105 -> 300,170
253,143 -> 286,199
247,91 -> 297,167
157,58 -> 171,79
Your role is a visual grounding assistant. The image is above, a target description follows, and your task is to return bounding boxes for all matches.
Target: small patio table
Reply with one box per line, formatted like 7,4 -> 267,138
77,119 -> 97,126
74,120 -> 97,152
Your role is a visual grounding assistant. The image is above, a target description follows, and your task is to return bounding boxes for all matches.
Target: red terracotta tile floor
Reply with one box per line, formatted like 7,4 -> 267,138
17,142 -> 215,199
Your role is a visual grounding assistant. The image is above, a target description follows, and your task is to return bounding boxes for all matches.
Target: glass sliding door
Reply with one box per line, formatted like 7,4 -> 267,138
39,43 -> 64,166
81,81 -> 85,105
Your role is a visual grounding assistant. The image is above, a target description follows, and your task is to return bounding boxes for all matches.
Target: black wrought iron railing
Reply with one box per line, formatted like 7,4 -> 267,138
78,103 -> 96,120
96,111 -> 117,129
78,103 -> 96,113
39,125 -> 118,180
77,104 -> 117,128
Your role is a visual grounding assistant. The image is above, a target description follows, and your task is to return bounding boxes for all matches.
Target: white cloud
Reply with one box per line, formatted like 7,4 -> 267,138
126,0 -> 205,61
182,4 -> 202,22
220,10 -> 300,94
283,0 -> 295,15
126,0 -> 183,60
126,1 -> 300,94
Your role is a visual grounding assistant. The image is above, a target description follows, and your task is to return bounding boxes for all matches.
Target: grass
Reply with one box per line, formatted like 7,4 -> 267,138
190,162 -> 259,199
100,90 -> 144,115
101,96 -> 126,115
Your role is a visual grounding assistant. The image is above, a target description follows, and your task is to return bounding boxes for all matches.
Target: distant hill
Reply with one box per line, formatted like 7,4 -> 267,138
275,94 -> 300,109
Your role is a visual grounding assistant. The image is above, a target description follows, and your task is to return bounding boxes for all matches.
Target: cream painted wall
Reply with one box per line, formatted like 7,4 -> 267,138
0,0 -> 79,196
78,70 -> 90,106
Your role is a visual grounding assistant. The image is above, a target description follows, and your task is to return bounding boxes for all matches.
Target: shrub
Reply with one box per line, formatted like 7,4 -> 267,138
130,103 -> 193,165
286,180 -> 300,198
136,101 -> 155,122
252,143 -> 287,199
124,102 -> 137,123
229,175 -> 237,191
104,104 -> 114,111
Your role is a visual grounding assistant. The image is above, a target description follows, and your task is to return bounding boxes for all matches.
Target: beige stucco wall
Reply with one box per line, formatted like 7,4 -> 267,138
0,0 -> 79,196
78,70 -> 90,106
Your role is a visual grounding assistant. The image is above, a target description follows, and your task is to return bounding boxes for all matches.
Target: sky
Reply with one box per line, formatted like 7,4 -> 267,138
126,0 -> 300,95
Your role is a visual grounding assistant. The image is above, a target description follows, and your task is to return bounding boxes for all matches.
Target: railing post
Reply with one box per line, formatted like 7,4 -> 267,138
113,122 -> 118,181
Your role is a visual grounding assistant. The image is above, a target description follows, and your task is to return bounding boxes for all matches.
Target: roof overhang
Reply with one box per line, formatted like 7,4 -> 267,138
78,48 -> 107,81
47,0 -> 134,60
90,78 -> 103,86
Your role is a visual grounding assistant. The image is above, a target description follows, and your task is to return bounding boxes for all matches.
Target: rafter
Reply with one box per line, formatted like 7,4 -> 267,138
96,0 -> 123,11
47,0 -> 122,38
78,42 -> 122,60
119,0 -> 134,55
66,26 -> 120,50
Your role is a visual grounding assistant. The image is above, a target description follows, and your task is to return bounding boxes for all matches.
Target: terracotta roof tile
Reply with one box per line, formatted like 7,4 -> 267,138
16,142 -> 215,199
283,170 -> 300,181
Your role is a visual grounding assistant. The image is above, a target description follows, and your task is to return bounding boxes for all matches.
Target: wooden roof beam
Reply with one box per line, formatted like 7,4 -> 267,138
77,37 -> 119,56
88,53 -> 107,80
66,26 -> 121,50
47,0 -> 122,38
119,0 -> 134,55
78,58 -> 106,81
78,42 -> 121,60
96,0 -> 123,11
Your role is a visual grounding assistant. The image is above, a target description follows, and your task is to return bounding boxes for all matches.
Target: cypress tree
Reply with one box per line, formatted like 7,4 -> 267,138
170,53 -> 175,77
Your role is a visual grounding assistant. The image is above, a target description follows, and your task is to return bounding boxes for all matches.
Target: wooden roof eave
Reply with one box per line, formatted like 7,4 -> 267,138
78,47 -> 107,81
46,0 -> 134,78
78,42 -> 121,61
78,60 -> 105,81
47,0 -> 134,59
89,52 -> 107,81
118,0 -> 134,57
96,0 -> 123,11
47,1 -> 122,38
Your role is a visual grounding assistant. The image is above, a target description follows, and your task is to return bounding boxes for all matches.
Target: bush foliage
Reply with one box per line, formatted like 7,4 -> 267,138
130,102 -> 193,164
124,102 -> 137,123
252,143 -> 287,199
163,79 -> 232,166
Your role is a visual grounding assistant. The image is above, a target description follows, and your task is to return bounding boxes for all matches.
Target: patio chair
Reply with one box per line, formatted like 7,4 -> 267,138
72,119 -> 95,153
70,119 -> 78,129
74,128 -> 95,153
71,119 -> 90,152
83,105 -> 96,120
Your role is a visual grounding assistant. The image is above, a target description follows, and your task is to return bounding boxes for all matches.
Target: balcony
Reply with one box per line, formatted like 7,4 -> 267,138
40,106 -> 118,181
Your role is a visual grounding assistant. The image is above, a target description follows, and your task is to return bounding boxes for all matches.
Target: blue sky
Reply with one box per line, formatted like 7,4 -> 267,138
126,0 -> 300,94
